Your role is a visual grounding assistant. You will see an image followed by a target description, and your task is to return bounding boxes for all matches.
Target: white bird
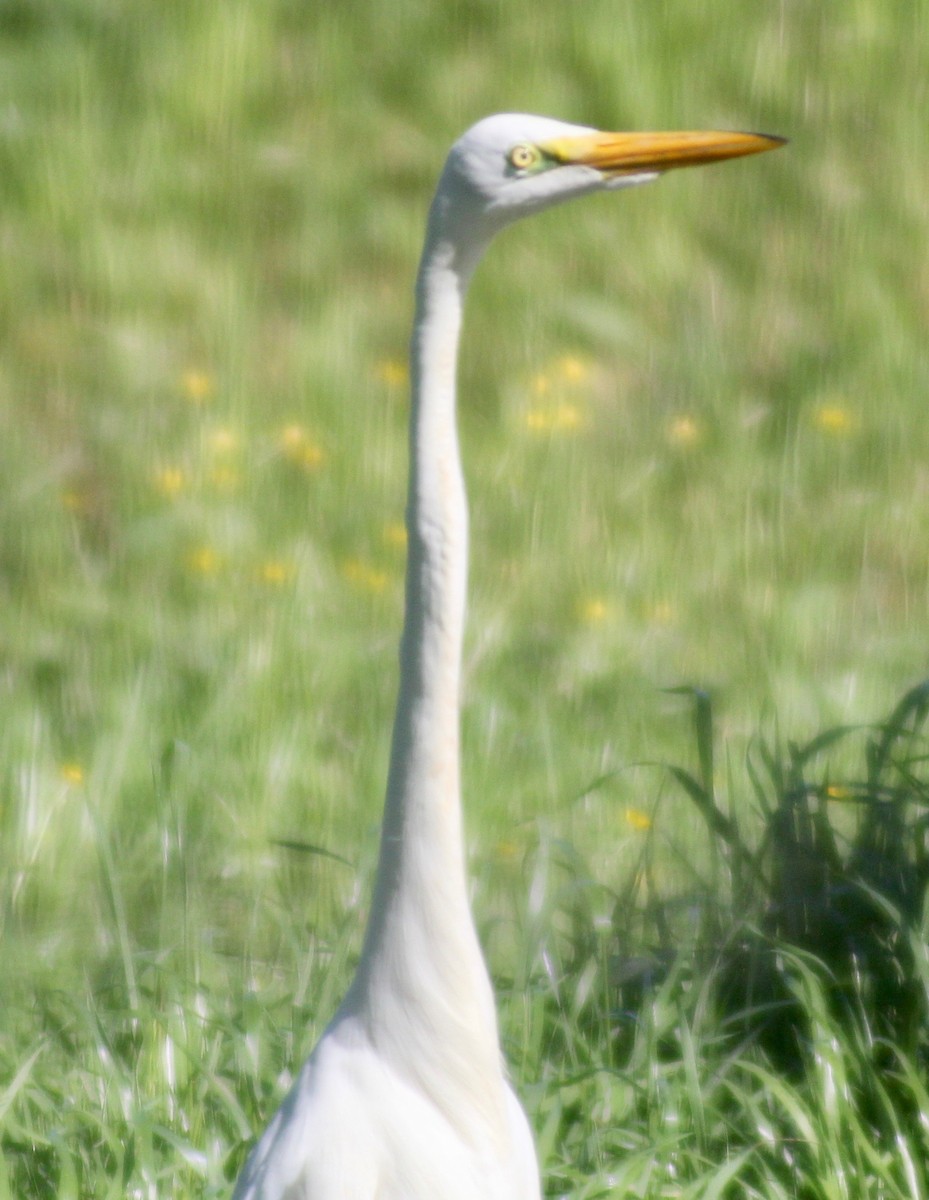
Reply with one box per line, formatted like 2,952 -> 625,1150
232,113 -> 783,1200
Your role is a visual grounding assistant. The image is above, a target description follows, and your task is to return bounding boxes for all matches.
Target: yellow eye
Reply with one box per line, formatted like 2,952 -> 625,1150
508,144 -> 540,171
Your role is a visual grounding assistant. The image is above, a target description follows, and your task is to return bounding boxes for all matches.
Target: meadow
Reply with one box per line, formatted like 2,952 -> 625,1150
2,1 -> 929,1195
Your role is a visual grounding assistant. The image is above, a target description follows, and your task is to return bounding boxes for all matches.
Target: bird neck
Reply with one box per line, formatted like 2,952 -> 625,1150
346,227 -> 507,1115
376,239 -> 472,933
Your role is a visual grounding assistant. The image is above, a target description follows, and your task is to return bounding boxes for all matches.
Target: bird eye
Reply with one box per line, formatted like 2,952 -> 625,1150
508,144 -> 540,172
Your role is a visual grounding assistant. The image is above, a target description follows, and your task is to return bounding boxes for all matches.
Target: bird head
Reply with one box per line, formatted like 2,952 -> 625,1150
427,113 -> 784,268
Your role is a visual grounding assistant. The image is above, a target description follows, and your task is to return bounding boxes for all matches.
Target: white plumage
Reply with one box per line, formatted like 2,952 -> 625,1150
232,113 -> 783,1200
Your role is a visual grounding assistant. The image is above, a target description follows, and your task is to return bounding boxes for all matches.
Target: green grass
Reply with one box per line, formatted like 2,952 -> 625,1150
2,1 -> 929,1195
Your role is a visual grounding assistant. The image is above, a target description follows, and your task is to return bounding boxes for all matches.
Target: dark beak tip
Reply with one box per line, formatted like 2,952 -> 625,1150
753,132 -> 789,149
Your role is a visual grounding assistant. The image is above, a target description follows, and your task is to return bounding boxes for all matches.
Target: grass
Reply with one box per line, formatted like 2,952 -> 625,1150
2,1 -> 929,1195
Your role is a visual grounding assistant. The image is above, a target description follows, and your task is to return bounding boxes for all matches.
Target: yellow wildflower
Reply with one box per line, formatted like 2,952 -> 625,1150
258,559 -> 296,586
206,426 -> 240,455
181,369 -> 215,404
279,424 -> 325,469
342,558 -> 389,595
375,359 -> 408,388
555,355 -> 591,384
812,404 -> 858,436
186,545 -> 223,576
624,807 -> 652,832
383,521 -> 408,550
60,763 -> 85,786
525,402 -> 584,433
523,354 -> 592,430
61,489 -> 89,513
279,423 -> 306,452
666,415 -> 702,447
578,596 -> 610,624
531,372 -> 551,398
649,600 -> 676,626
153,466 -> 187,498
825,784 -> 852,802
299,442 -> 324,469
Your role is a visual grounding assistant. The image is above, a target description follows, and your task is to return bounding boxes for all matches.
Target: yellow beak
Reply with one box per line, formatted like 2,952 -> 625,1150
540,129 -> 785,175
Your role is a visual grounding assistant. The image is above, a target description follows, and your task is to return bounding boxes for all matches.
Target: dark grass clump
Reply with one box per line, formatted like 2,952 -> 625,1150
669,682 -> 929,1188
520,683 -> 929,1196
672,682 -> 929,1069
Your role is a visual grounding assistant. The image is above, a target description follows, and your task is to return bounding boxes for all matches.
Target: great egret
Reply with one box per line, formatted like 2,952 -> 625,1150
232,113 -> 783,1199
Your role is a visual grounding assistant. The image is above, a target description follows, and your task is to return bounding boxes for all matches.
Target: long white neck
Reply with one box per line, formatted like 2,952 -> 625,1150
344,218 -> 507,1126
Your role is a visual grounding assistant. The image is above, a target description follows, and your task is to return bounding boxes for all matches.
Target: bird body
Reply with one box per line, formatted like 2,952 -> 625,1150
232,113 -> 783,1199
231,1015 -> 537,1199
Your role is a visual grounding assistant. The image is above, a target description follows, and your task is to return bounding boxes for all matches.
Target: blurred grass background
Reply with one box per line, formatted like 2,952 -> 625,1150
2,0 -> 929,1195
